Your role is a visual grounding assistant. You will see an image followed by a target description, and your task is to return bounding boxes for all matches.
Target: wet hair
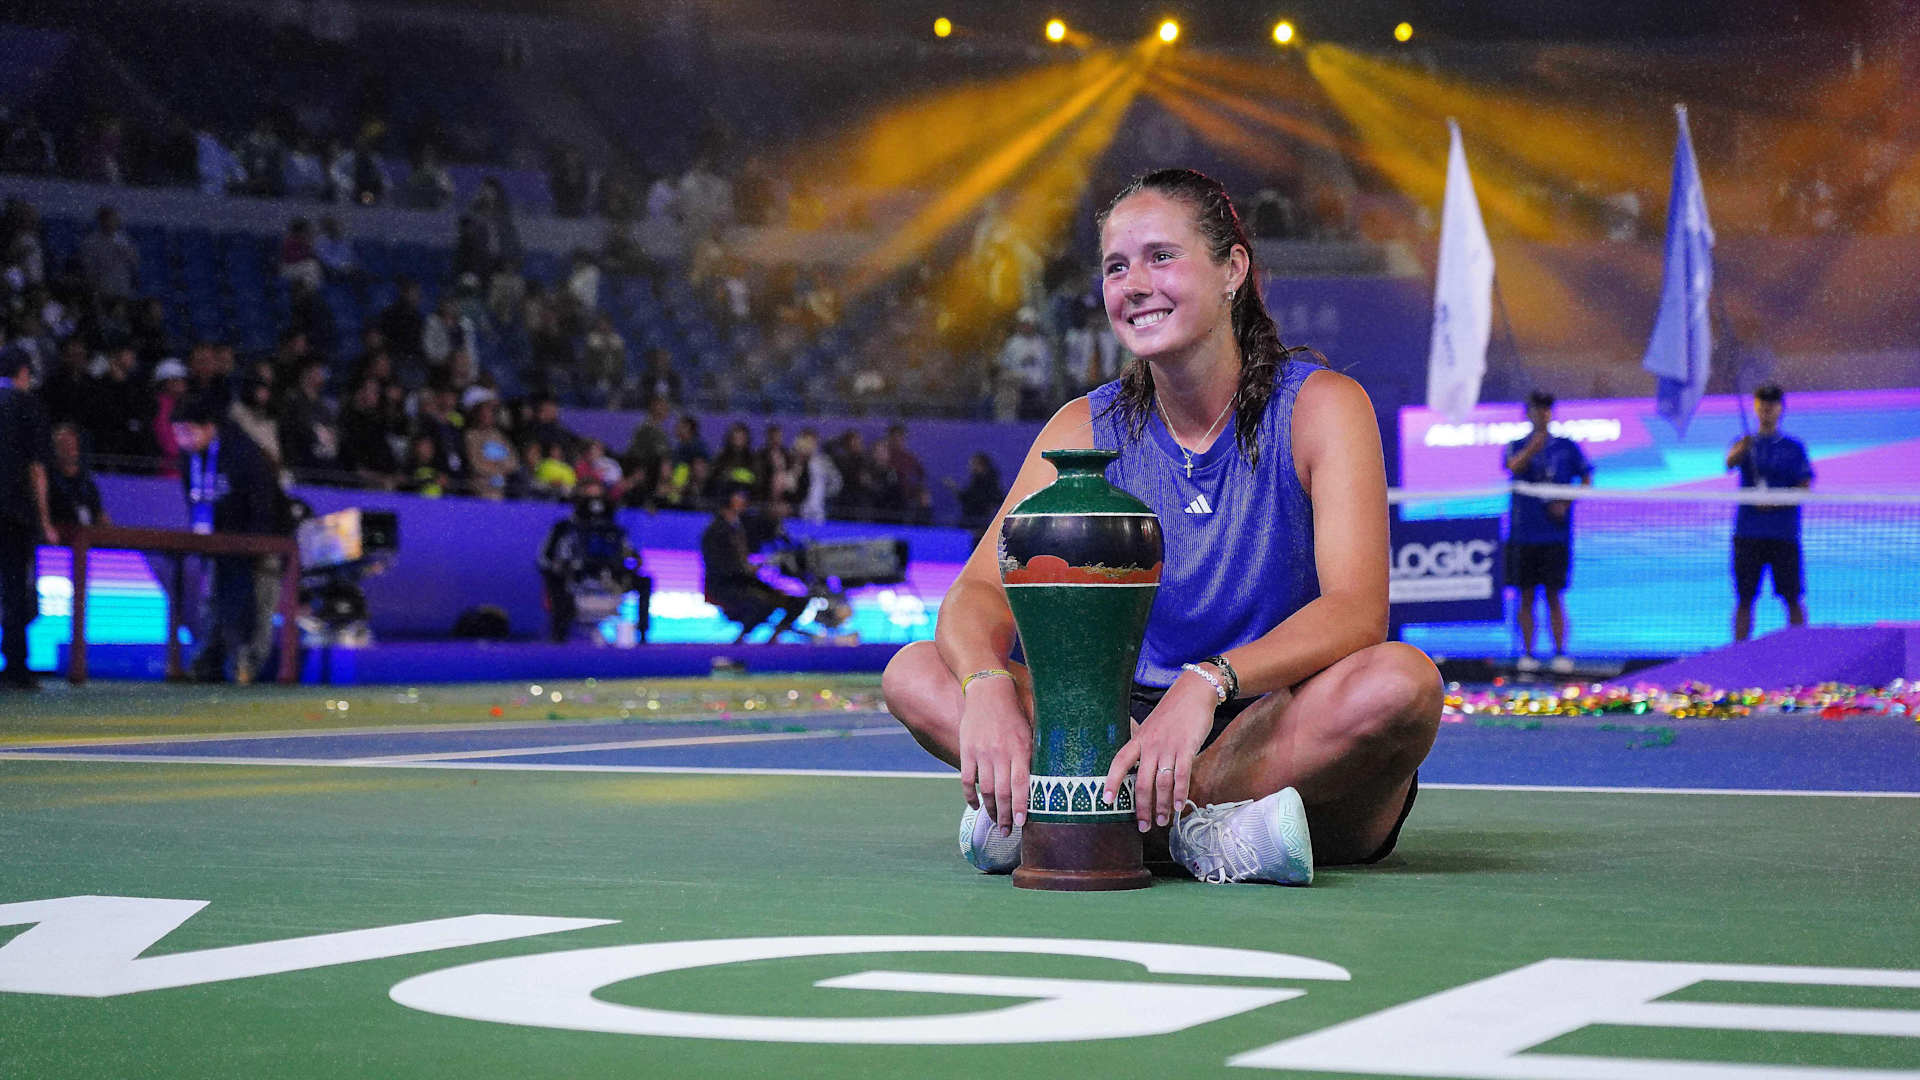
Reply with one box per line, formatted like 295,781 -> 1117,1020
1094,168 -> 1319,466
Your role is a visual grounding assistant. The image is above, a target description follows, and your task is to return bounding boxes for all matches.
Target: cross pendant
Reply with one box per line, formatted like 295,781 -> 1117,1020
1184,461 -> 1193,478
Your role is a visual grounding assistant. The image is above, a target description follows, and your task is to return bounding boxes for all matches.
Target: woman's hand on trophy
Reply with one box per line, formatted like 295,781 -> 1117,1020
1103,678 -> 1214,833
957,676 -> 1032,832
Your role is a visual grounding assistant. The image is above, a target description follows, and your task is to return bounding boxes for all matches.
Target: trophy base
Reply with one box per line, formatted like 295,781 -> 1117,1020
1012,819 -> 1151,891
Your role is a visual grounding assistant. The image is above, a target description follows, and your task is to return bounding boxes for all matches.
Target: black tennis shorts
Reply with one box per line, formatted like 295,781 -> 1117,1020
1506,541 -> 1570,591
1734,537 -> 1804,601
1128,682 -> 1417,865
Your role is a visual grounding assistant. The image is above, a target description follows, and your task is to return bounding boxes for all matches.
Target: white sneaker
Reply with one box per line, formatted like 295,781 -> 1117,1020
1515,654 -> 1542,672
1549,654 -> 1575,674
1169,787 -> 1313,885
957,804 -> 1022,873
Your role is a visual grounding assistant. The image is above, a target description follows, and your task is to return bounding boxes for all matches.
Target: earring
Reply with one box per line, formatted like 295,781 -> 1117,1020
1226,289 -> 1236,302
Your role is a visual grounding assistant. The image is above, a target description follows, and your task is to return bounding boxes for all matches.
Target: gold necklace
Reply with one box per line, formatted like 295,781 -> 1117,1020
1155,393 -> 1234,478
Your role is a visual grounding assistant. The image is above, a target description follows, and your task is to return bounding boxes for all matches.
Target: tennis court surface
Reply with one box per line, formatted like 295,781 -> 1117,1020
3,677 -> 1917,1078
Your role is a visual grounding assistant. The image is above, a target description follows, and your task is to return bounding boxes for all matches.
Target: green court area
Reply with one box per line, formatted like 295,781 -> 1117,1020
3,680 -> 1917,1078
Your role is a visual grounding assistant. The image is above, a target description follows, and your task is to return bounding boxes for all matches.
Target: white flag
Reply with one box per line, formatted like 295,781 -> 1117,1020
1426,119 -> 1495,423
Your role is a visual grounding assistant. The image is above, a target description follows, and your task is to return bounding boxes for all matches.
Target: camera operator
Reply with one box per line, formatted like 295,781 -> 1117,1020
538,477 -> 651,643
701,485 -> 808,643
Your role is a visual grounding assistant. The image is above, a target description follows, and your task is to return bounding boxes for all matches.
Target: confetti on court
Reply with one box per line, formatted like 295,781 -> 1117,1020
1447,678 -> 1920,721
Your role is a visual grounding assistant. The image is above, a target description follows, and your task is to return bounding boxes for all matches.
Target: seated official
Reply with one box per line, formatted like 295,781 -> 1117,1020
538,478 -> 652,643
701,486 -> 809,643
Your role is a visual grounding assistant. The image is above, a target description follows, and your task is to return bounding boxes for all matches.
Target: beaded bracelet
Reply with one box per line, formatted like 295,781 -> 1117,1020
959,668 -> 1014,695
1179,662 -> 1228,704
1201,654 -> 1240,700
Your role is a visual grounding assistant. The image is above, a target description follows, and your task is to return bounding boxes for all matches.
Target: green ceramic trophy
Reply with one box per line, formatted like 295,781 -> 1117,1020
999,448 -> 1163,891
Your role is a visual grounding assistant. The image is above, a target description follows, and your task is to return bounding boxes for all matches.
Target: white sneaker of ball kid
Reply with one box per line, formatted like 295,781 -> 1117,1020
1169,787 -> 1314,885
1549,654 -> 1576,674
957,804 -> 1022,873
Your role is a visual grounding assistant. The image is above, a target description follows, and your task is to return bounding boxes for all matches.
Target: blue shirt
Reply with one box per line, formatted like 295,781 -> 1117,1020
1732,431 -> 1813,541
1506,433 -> 1592,544
1090,360 -> 1320,689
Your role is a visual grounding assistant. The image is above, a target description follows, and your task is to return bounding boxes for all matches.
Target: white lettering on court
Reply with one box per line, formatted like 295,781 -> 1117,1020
1230,957 -> 1920,1079
388,935 -> 1350,1044
0,895 -> 614,997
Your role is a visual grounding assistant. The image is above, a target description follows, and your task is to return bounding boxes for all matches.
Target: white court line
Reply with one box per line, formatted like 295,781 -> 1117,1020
342,725 -> 908,764
0,711 -> 897,751
0,749 -> 1916,797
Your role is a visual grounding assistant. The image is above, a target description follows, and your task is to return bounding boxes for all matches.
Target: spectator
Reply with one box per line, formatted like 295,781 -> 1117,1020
565,250 -> 602,328
755,423 -> 790,505
3,199 -> 46,289
875,422 -> 931,525
239,117 -> 286,198
379,278 -> 427,369
129,298 -> 172,368
79,115 -> 126,185
195,127 -> 246,196
422,295 -> 476,373
787,427 -> 841,524
620,397 -> 673,495
581,314 -> 628,407
1,111 -> 57,175
279,218 -> 323,291
947,451 -> 1004,542
710,421 -> 758,496
40,337 -> 94,428
278,360 -> 339,479
151,358 -> 189,476
229,371 -> 282,469
47,423 -> 107,528
337,376 -> 398,483
410,386 -> 464,476
78,206 -> 139,307
399,433 -> 448,496
282,135 -> 329,201
463,396 -> 519,499
184,340 -> 232,413
524,395 -> 578,458
333,135 -> 390,206
550,148 -> 593,218
527,441 -> 577,499
314,215 -> 360,282
995,307 -> 1055,421
84,345 -> 153,463
634,347 -> 681,407
830,429 -> 879,519
401,144 -> 456,210
574,438 -> 624,492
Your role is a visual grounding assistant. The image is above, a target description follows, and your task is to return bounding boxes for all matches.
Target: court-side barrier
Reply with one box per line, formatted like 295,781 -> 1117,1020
93,474 -> 974,641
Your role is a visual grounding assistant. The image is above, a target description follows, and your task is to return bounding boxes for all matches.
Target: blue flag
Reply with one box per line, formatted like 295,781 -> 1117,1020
1640,104 -> 1715,437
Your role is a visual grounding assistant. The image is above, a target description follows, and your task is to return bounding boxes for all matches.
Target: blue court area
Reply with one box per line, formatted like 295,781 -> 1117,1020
7,706 -> 1915,795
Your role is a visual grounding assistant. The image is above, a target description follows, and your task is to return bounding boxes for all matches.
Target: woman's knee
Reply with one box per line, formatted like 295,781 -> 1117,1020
881,640 -> 953,727
1328,643 -> 1443,756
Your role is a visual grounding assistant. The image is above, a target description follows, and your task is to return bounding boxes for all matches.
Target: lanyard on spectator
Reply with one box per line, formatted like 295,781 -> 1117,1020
188,438 -> 220,534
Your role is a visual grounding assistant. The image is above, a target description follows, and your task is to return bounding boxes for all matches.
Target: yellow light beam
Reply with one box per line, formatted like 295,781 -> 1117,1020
849,52 -> 1139,293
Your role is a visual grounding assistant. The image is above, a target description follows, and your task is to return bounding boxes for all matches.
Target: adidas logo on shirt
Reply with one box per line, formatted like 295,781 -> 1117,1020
1183,494 -> 1214,515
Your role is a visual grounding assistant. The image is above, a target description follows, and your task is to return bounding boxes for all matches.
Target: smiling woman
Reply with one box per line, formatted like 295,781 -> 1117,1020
883,168 -> 1444,886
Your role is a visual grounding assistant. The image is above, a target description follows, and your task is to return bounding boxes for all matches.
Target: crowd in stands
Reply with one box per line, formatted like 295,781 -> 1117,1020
1,194 -> 988,528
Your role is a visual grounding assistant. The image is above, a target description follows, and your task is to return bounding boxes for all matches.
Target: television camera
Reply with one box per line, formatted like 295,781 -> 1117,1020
295,508 -> 398,646
766,536 -> 909,635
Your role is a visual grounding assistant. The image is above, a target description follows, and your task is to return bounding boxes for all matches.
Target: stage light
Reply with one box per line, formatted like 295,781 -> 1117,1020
1045,18 -> 1068,43
1394,21 -> 1413,43
934,16 -> 952,38
1273,21 -> 1296,46
1158,20 -> 1179,43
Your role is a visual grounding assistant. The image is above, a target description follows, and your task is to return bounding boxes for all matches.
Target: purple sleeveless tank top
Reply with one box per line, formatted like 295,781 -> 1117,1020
1088,360 -> 1320,688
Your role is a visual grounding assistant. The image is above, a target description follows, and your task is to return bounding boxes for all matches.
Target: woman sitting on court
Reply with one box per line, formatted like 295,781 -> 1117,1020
883,168 -> 1442,883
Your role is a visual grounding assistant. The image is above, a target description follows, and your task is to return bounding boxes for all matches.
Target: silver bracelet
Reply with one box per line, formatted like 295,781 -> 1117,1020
1179,662 -> 1228,704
